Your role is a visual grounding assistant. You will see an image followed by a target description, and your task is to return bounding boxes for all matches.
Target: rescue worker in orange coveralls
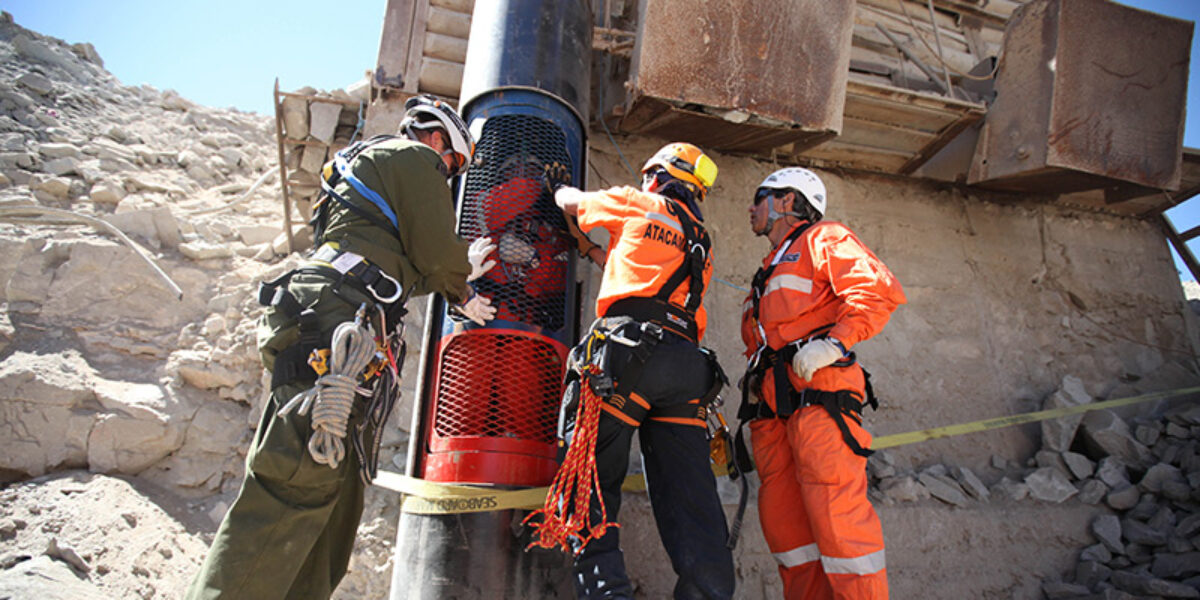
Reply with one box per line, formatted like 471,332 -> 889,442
739,167 -> 905,599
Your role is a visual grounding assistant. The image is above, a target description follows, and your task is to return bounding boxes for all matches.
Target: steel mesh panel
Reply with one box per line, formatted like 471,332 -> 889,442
433,333 -> 563,443
460,115 -> 572,331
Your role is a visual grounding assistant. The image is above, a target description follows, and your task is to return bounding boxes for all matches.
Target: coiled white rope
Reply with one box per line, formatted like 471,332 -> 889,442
279,318 -> 377,469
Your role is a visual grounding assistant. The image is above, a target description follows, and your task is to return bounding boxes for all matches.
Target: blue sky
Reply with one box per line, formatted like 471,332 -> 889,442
7,0 -> 1200,278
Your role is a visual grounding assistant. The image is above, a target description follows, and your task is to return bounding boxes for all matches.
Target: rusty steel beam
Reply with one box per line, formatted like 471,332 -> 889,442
1159,213 -> 1200,283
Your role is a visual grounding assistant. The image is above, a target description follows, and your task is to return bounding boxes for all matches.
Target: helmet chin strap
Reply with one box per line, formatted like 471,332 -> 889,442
759,194 -> 806,236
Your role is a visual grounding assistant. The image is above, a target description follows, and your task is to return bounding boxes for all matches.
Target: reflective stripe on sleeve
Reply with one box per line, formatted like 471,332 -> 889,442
764,274 -> 812,296
821,548 -> 886,575
773,543 -> 821,568
646,211 -> 683,234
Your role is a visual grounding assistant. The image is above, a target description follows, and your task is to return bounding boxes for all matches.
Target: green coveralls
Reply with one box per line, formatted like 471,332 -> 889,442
186,138 -> 471,600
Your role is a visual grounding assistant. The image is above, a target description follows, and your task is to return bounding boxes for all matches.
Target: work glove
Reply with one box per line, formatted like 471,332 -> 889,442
467,236 -> 497,282
453,290 -> 496,326
791,338 -> 846,381
543,162 -> 572,195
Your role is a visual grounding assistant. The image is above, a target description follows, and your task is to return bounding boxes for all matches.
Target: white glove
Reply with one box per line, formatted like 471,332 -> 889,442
467,236 -> 497,282
456,291 -> 496,326
791,338 -> 846,381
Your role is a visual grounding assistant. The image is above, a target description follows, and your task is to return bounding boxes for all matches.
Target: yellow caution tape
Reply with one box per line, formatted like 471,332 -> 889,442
376,386 -> 1200,514
871,385 -> 1200,450
375,470 -> 650,514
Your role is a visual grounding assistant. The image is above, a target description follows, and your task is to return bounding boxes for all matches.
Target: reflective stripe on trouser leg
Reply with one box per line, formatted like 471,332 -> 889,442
749,418 -> 834,600
789,405 -> 888,599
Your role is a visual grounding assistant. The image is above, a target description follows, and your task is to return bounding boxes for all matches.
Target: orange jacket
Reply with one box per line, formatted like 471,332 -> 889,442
741,220 -> 905,410
577,186 -> 713,340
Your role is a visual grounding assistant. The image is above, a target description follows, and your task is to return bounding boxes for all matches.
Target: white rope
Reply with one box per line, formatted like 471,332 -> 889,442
279,318 -> 378,469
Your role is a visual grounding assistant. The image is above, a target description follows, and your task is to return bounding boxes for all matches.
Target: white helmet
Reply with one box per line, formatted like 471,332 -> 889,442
399,94 -> 475,177
757,167 -> 826,218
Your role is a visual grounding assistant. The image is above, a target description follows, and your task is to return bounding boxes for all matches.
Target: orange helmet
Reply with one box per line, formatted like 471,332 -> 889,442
641,142 -> 718,201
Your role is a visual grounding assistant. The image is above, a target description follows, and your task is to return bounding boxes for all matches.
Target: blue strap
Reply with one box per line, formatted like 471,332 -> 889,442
333,151 -> 399,231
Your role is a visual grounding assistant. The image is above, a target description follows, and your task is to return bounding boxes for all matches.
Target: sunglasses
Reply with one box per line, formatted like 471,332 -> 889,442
754,188 -> 783,206
642,167 -> 671,187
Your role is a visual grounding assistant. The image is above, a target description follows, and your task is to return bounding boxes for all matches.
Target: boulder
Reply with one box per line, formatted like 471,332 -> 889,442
1095,456 -> 1130,488
951,465 -> 990,501
1063,451 -> 1096,480
0,351 -> 96,476
1105,483 -> 1141,510
0,556 -> 107,599
1042,375 -> 1091,452
1080,410 -> 1153,466
1091,514 -> 1124,555
918,471 -> 969,506
879,475 -> 927,503
1138,462 -> 1184,493
1076,479 -> 1107,504
15,71 -> 53,96
70,42 -> 103,66
40,156 -> 79,176
300,144 -> 327,173
282,93 -> 310,139
87,379 -> 183,474
37,143 -> 80,159
1026,467 -> 1079,503
105,206 -> 182,249
168,349 -> 244,390
179,240 -> 234,260
88,179 -> 127,205
309,101 -> 342,144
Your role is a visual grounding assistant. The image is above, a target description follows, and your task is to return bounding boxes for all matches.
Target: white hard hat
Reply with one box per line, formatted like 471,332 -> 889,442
757,167 -> 827,218
400,94 -> 475,177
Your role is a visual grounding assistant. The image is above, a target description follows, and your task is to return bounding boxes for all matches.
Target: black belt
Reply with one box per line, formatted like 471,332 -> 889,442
605,296 -> 698,343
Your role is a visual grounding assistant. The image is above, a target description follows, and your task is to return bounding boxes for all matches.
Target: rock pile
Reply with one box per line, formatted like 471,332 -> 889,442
0,13 -> 403,598
1042,402 -> 1200,599
865,371 -> 1200,598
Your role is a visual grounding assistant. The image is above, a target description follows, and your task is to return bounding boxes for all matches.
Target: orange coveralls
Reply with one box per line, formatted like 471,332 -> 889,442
741,220 -> 905,599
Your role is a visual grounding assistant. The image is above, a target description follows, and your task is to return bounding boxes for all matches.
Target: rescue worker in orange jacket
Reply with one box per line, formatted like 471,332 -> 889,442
739,167 -> 905,599
548,142 -> 735,599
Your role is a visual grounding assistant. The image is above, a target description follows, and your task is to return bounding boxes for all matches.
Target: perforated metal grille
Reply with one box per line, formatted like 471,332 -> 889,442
433,332 -> 563,442
459,115 -> 572,332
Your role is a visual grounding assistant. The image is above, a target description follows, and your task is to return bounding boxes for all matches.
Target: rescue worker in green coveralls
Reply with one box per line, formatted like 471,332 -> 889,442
185,94 -> 498,600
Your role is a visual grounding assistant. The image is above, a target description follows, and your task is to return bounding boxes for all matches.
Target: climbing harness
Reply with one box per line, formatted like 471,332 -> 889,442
534,316 -> 730,554
605,199 -> 711,342
258,250 -> 410,484
733,222 -> 881,482
273,301 -> 406,485
311,135 -> 403,244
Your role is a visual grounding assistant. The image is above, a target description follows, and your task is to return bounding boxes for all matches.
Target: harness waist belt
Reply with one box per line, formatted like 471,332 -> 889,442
606,296 -> 698,343
308,243 -> 403,304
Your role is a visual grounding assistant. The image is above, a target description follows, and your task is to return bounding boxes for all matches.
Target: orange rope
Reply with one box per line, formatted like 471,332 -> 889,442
524,365 -> 618,554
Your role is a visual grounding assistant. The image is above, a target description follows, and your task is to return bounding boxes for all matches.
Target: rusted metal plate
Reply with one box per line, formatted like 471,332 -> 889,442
619,96 -> 834,154
620,0 -> 855,153
969,0 -> 1192,193
1060,148 -> 1200,217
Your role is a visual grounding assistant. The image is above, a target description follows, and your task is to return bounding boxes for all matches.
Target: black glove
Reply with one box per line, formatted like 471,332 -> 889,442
543,162 -> 572,195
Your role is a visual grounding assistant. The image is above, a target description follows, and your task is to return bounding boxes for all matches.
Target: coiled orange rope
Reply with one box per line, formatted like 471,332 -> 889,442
524,365 -> 618,554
